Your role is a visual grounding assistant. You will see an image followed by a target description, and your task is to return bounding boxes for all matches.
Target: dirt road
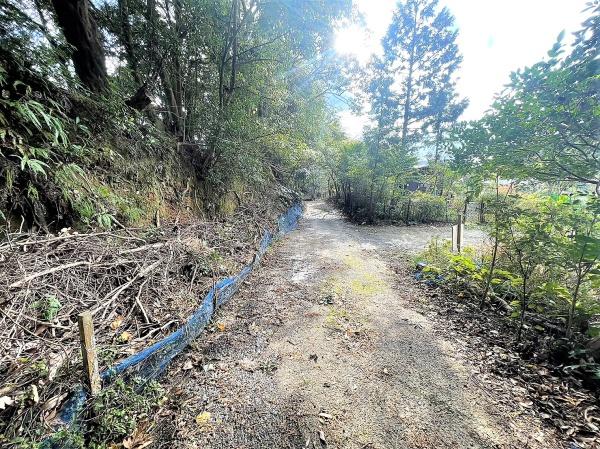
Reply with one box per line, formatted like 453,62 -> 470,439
154,200 -> 560,449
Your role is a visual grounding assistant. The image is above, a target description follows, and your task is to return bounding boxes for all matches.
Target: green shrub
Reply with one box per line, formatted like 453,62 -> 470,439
87,377 -> 165,447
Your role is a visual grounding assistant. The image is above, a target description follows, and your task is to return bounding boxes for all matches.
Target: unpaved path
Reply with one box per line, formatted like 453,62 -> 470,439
153,200 -> 561,449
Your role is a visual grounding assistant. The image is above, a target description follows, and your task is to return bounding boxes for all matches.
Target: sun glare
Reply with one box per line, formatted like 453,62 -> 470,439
334,25 -> 374,64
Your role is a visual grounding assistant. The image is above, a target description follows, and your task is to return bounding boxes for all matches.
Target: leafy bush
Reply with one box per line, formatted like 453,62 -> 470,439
401,192 -> 448,223
417,193 -> 600,343
88,377 -> 165,447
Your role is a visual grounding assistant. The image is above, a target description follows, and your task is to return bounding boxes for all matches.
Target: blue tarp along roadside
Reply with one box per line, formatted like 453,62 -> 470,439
43,201 -> 303,448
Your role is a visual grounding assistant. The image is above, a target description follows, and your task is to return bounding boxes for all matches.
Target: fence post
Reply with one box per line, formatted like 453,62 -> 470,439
452,214 -> 464,253
78,311 -> 101,396
457,213 -> 464,252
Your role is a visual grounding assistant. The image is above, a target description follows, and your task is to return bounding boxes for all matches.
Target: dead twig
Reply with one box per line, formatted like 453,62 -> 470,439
9,261 -> 93,289
134,279 -> 151,324
95,259 -> 163,319
118,242 -> 167,256
0,193 -> 285,442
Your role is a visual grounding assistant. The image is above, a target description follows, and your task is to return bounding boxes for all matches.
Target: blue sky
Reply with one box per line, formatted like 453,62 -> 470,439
335,0 -> 591,138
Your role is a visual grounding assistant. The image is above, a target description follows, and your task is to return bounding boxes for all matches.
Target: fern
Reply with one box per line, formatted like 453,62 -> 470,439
97,212 -> 115,229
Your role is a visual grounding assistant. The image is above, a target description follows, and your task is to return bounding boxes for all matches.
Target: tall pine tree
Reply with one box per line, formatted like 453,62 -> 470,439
378,0 -> 467,153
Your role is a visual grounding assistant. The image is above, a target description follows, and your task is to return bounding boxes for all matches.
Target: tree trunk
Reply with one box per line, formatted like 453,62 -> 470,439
401,58 -> 414,147
400,7 -> 418,148
567,270 -> 583,337
118,0 -> 141,85
159,67 -> 182,136
433,114 -> 443,163
517,276 -> 527,343
367,180 -> 375,222
480,175 -> 500,308
480,229 -> 499,308
50,0 -> 108,93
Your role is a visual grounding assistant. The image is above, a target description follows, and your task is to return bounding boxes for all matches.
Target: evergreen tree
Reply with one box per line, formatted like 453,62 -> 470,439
380,0 -> 467,150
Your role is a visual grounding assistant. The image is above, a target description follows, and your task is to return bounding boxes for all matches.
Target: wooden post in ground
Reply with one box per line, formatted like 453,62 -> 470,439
452,214 -> 464,253
452,224 -> 458,252
78,312 -> 101,396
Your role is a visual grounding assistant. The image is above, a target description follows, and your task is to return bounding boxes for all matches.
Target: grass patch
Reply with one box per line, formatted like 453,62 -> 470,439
349,273 -> 385,296
324,306 -> 350,330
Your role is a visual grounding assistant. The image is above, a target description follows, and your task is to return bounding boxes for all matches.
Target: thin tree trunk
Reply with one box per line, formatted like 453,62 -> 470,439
567,274 -> 582,337
517,276 -> 527,343
480,232 -> 499,308
480,175 -> 501,308
401,58 -> 414,147
433,115 -> 443,163
400,5 -> 418,148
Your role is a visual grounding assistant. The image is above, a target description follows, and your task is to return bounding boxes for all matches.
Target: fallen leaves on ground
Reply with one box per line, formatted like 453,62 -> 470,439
111,316 -> 125,330
122,424 -> 154,449
405,261 -> 600,449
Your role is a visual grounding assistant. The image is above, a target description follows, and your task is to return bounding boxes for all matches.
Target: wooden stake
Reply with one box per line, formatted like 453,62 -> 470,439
452,224 -> 459,252
457,214 -> 464,253
452,215 -> 465,253
78,312 -> 101,396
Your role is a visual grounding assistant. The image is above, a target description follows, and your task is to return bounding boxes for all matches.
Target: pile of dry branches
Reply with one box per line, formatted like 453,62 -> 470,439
0,199 -> 283,443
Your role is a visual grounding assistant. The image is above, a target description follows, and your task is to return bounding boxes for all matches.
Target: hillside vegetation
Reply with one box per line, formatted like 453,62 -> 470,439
0,0 -> 350,446
1,0 -> 350,230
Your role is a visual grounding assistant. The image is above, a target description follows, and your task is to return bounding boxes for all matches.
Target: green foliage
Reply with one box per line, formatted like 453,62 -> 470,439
416,236 -> 452,267
0,71 -> 68,181
41,429 -> 86,449
417,192 -> 600,341
405,192 -> 448,223
1,0 -> 353,228
32,294 -> 62,321
417,239 -> 482,284
96,212 -> 114,229
439,5 -> 600,344
452,3 -> 599,193
324,0 -> 468,224
35,378 -> 164,449
88,377 -> 165,447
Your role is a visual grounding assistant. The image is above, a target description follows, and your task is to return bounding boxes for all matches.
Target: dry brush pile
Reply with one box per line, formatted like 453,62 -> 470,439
0,198 -> 286,444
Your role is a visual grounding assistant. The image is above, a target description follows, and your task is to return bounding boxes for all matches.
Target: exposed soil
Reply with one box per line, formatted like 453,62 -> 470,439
149,200 -> 567,449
